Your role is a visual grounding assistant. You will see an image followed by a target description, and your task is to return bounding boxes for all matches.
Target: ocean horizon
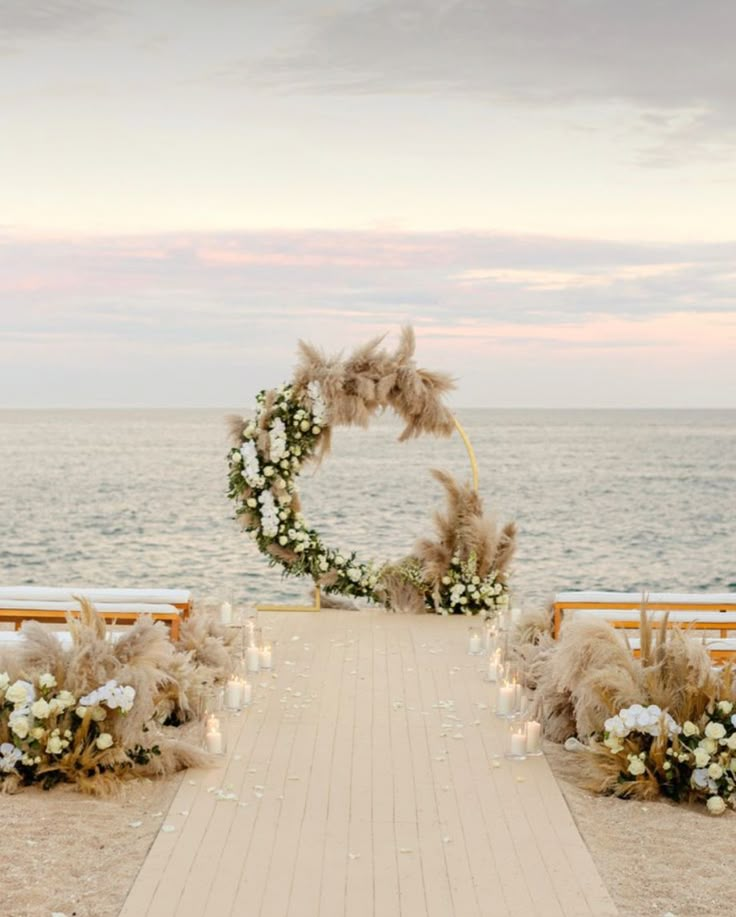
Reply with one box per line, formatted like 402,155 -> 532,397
2,408 -> 734,607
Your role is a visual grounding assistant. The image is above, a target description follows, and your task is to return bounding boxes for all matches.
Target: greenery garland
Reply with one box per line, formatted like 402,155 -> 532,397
228,382 -> 380,601
227,377 -> 513,614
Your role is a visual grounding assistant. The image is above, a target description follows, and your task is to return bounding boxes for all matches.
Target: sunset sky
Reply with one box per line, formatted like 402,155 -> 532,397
2,0 -> 735,407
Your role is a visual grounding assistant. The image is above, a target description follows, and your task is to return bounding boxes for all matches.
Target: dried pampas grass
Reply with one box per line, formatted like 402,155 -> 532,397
2,600 -> 236,795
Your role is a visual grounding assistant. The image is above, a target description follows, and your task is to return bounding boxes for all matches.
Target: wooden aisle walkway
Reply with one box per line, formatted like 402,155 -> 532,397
120,610 -> 617,917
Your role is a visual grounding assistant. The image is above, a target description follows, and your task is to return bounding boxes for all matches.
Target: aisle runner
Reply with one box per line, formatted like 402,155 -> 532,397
120,611 -> 617,917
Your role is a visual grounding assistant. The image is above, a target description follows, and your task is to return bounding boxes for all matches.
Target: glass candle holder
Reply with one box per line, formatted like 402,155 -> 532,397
467,626 -> 483,655
486,648 -> 503,683
495,680 -> 516,718
525,718 -> 544,757
259,640 -> 273,670
505,722 -> 528,760
204,712 -> 227,756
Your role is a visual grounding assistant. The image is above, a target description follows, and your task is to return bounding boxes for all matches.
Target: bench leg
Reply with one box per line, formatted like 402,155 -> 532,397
170,618 -> 180,642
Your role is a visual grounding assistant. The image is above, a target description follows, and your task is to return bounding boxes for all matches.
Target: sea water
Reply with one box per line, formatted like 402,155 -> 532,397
1,409 -> 734,607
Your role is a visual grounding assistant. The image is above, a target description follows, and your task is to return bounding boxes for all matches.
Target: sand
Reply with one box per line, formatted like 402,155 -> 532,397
2,776 -> 180,917
546,743 -> 736,917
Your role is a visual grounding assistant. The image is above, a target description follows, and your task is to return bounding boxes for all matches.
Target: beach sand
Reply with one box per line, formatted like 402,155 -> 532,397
2,776 -> 180,917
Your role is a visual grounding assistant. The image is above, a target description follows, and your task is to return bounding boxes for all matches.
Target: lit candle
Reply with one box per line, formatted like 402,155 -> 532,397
246,645 -> 260,673
225,677 -> 242,709
260,643 -> 273,669
205,715 -> 223,754
220,601 -> 233,625
510,729 -> 527,758
484,623 -> 497,653
513,681 -> 523,712
497,682 -> 514,716
242,680 -> 252,706
526,720 -> 542,755
468,632 -> 482,655
487,649 -> 501,682
245,619 -> 256,646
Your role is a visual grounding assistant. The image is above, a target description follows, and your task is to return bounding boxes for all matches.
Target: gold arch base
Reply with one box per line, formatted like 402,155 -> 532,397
255,415 -> 478,613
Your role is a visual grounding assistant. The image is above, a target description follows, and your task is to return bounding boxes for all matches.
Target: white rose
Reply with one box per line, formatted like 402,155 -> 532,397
312,426 -> 321,435
39,673 -> 57,690
5,681 -> 30,706
683,721 -> 699,737
10,715 -> 30,739
627,756 -> 646,776
727,735 -> 736,750
279,536 -> 288,546
705,722 -> 726,740
709,763 -> 724,780
603,735 -> 624,754
55,690 -> 76,711
263,466 -> 274,477
46,735 -> 64,755
96,733 -> 114,750
90,706 -> 107,722
718,701 -> 733,715
694,747 -> 710,767
31,699 -> 51,720
0,672 -> 9,691
247,498 -> 257,508
707,795 -> 727,816
701,738 -> 718,755
31,726 -> 45,740
441,576 -> 451,585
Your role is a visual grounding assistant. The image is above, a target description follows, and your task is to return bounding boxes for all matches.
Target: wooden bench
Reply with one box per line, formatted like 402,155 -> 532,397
553,591 -> 736,644
0,587 -> 192,641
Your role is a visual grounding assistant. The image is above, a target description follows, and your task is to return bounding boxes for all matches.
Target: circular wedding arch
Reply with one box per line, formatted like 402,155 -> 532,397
227,328 -> 513,614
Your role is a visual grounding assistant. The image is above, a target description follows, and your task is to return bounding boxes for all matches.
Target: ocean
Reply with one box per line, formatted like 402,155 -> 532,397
1,409 -> 734,608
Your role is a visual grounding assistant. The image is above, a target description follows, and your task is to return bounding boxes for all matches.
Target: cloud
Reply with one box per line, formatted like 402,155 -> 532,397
1,227 -> 734,406
0,0 -> 117,44
243,0 -> 736,157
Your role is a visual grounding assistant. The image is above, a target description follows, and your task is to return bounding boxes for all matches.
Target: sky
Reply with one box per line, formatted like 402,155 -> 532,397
1,0 -> 735,408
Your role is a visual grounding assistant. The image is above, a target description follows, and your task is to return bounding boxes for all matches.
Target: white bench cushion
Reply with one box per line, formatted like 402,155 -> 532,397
0,600 -> 181,615
0,587 -> 190,605
556,591 -> 736,606
626,636 -> 736,653
0,630 -> 124,649
568,609 -> 736,625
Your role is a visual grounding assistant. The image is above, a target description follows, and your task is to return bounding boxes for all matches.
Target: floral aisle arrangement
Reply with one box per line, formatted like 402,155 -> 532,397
227,328 -> 516,615
597,700 -> 736,815
0,600 -> 237,794
520,607 -> 736,814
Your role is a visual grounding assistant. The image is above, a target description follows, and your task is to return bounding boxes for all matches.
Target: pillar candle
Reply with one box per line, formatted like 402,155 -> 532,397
225,678 -> 242,709
206,729 -> 223,754
497,683 -> 514,716
510,730 -> 527,757
246,645 -> 260,673
242,680 -> 252,705
468,633 -> 482,655
526,720 -> 542,754
260,645 -> 273,669
220,601 -> 232,625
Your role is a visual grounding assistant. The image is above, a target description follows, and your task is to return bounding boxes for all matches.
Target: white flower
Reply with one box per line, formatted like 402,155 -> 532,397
604,715 -> 628,738
96,732 -> 114,750
347,567 -> 361,583
31,726 -> 45,740
39,673 -> 57,689
5,680 -> 34,707
0,742 -> 23,774
231,450 -> 242,464
707,795 -> 727,815
46,735 -> 64,755
247,498 -> 257,509
705,721 -> 727,740
708,763 -> 724,780
700,737 -> 718,755
9,713 -> 30,739
299,420 -> 310,432
694,747 -> 711,768
727,735 -> 736,750
627,755 -> 646,776
692,767 -> 710,789
54,690 -> 76,711
0,672 -> 9,691
30,698 -> 51,720
718,701 -> 733,715
683,721 -> 699,737
603,735 -> 624,754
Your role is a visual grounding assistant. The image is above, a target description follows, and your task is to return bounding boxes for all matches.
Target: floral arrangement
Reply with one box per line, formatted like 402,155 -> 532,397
227,328 -> 516,615
0,671 -> 150,791
0,600 -> 237,794
599,700 -> 736,815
